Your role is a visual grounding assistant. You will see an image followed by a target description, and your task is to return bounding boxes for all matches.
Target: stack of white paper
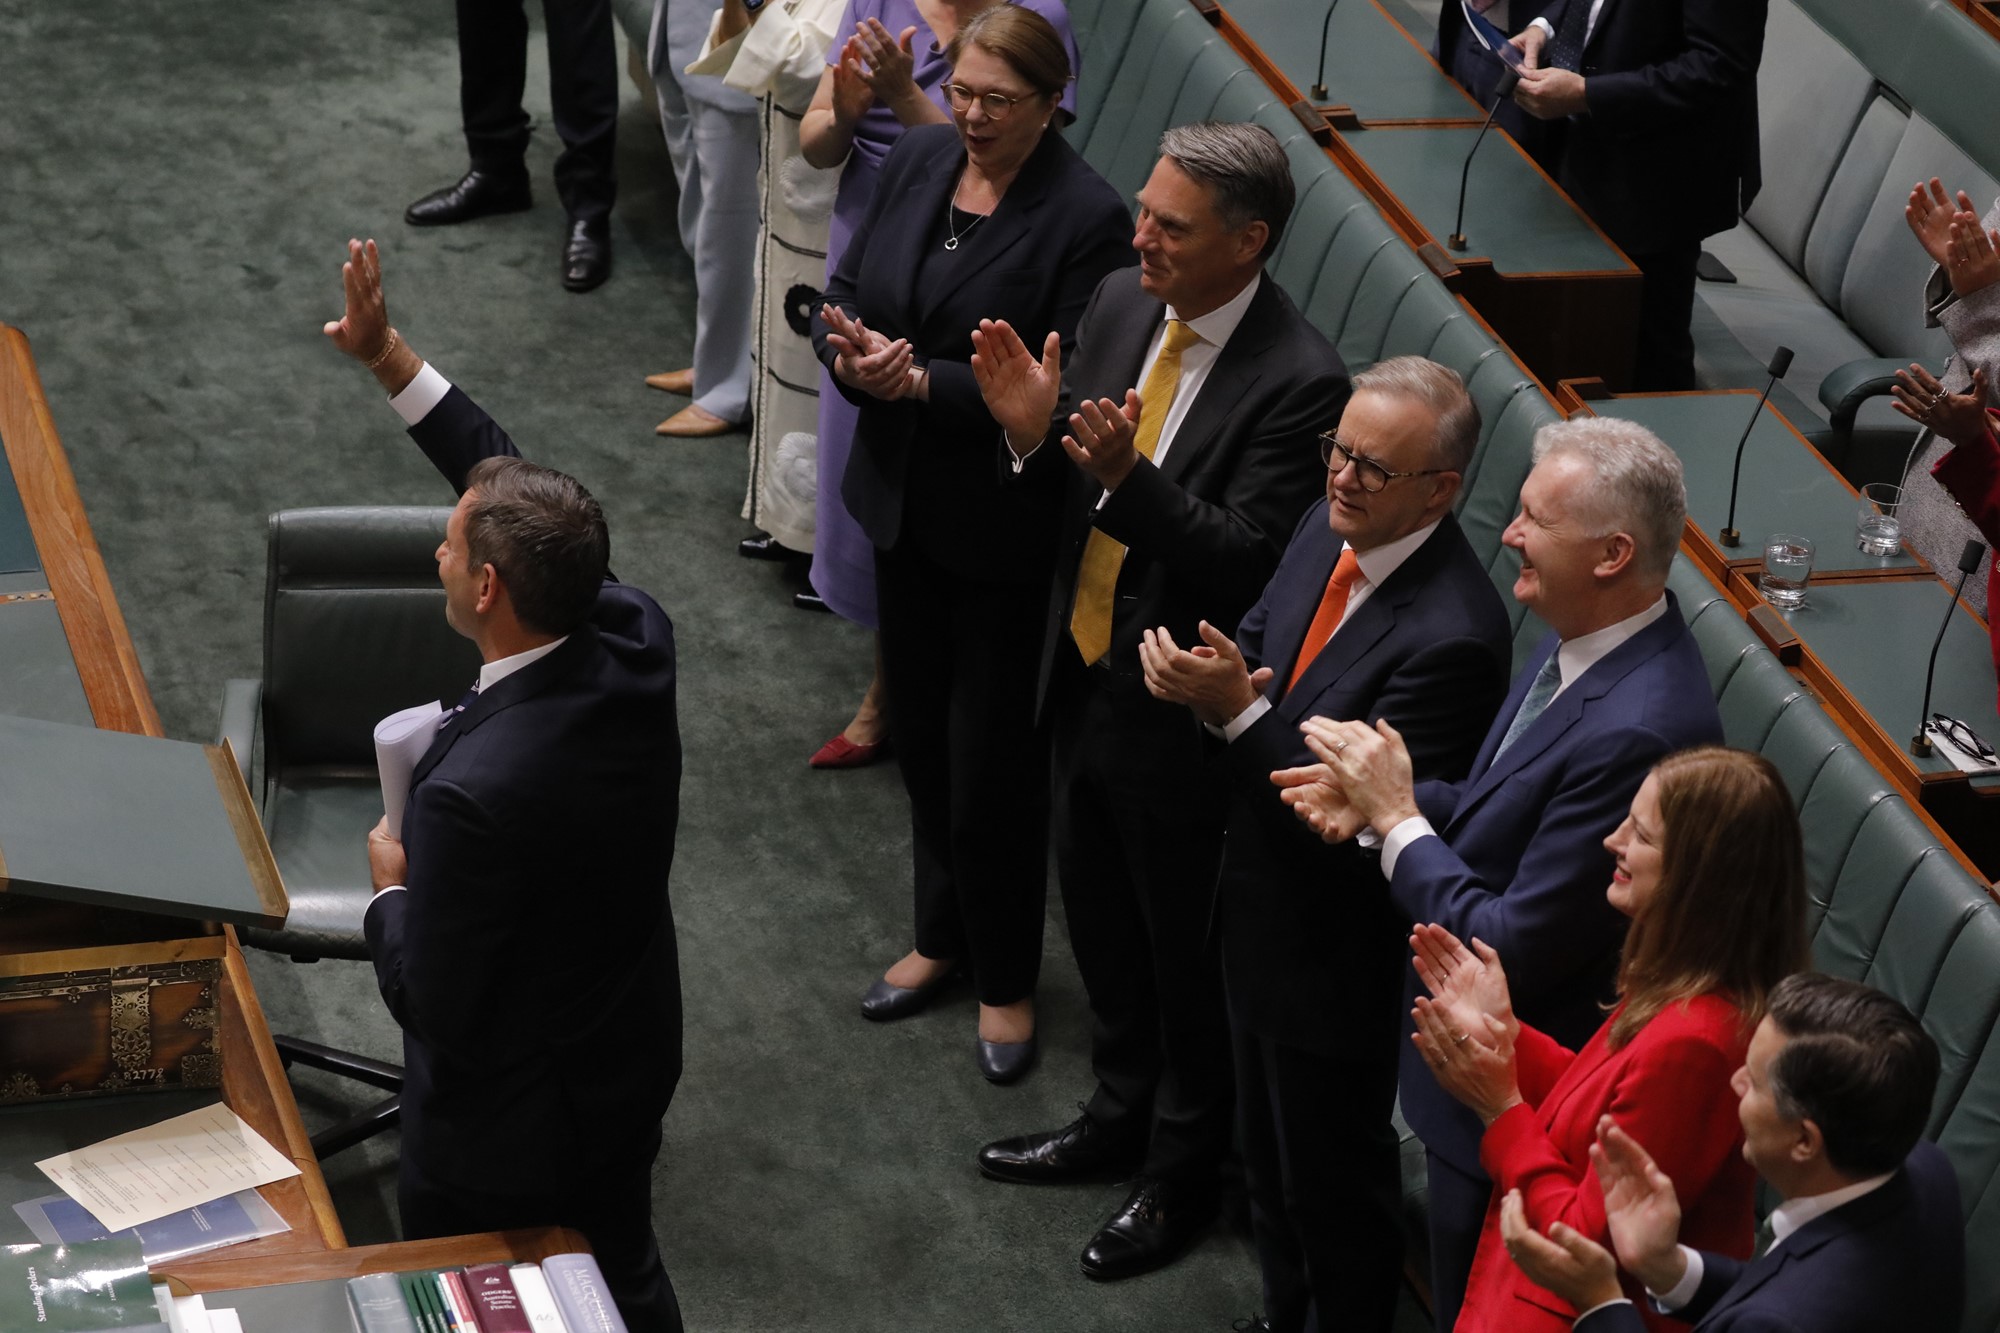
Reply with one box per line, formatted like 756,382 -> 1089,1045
374,701 -> 444,838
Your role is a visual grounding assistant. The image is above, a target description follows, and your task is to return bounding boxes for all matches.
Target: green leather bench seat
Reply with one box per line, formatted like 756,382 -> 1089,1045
1695,0 -> 2000,478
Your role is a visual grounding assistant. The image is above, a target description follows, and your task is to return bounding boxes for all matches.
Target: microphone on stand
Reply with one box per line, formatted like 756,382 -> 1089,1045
1311,0 -> 1341,101
1447,66 -> 1522,252
1718,345 -> 1795,547
1912,539 -> 1987,757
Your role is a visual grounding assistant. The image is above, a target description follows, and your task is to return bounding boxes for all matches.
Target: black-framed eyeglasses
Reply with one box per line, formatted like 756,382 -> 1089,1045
1318,433 -> 1451,494
943,83 -> 1030,119
1931,712 -> 1998,764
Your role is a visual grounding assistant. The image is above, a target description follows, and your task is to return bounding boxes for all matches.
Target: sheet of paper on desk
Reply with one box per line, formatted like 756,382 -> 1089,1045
34,1104 -> 301,1234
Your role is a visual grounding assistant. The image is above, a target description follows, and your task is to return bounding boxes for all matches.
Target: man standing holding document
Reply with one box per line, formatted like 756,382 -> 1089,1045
323,239 -> 685,1333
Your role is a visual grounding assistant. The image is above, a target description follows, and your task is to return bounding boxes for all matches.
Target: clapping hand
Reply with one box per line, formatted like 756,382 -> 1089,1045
1413,995 -> 1523,1124
851,19 -> 921,114
1062,390 -> 1145,489
1946,215 -> 2000,299
1269,760 -> 1368,843
830,40 -> 876,126
822,303 -> 915,401
1907,179 -> 1980,269
1411,923 -> 1519,1047
1589,1115 -> 1690,1295
1892,363 -> 1991,449
971,318 -> 1060,451
1498,1189 -> 1624,1313
1138,621 -> 1270,726
1300,716 -> 1420,836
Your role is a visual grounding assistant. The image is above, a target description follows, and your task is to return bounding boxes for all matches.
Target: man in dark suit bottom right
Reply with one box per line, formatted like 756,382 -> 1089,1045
1501,973 -> 1964,1332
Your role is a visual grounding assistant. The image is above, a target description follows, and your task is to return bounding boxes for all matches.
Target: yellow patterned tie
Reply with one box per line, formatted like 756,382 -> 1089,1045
1069,318 -> 1204,664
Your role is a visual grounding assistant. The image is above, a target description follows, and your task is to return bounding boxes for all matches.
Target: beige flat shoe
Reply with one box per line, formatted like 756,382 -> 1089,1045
645,368 -> 695,395
655,404 -> 734,437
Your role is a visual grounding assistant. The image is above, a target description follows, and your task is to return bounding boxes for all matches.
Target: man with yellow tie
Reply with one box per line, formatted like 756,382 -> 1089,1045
1140,357 -> 1513,1333
968,122 -> 1349,1283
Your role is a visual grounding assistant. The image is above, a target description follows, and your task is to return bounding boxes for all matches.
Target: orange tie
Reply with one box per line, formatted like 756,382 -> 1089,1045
1286,548 -> 1364,692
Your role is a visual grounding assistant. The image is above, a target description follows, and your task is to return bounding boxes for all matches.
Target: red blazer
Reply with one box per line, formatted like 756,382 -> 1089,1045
1932,417 -> 2000,710
1454,993 -> 1756,1333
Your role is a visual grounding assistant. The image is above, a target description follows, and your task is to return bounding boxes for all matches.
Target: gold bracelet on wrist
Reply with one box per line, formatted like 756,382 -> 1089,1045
365,328 -> 400,370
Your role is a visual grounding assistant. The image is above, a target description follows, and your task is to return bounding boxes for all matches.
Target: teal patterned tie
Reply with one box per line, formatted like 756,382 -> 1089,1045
1494,653 -> 1563,760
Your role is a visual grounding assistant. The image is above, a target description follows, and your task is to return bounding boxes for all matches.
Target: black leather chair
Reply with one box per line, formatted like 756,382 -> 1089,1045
216,506 -> 481,1158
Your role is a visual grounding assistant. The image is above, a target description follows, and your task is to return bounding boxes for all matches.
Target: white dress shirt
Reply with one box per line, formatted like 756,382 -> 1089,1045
1007,273 -> 1262,475
1529,0 -> 1607,48
1215,518 -> 1445,742
1379,594 -> 1668,876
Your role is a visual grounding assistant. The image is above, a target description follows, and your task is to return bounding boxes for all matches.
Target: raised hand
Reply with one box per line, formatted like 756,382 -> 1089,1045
1138,621 -> 1271,725
1269,762 -> 1369,844
852,19 -> 920,110
322,237 -> 392,363
830,39 -> 876,126
1907,179 -> 1977,268
822,303 -> 914,401
1946,215 -> 2000,299
1411,923 -> 1518,1045
1893,362 -> 1991,449
970,318 -> 1060,448
1498,1189 -> 1624,1313
1413,999 -> 1523,1125
1589,1116 -> 1689,1294
1061,390 -> 1144,489
1301,716 -> 1419,836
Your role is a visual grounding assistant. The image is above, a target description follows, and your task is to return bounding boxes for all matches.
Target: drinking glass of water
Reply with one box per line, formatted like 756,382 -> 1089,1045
1856,482 -> 1902,557
1760,533 -> 1814,610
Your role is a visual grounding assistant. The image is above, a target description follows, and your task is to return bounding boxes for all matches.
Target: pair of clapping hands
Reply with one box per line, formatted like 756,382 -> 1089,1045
1135,619 -> 1422,843
1893,181 -> 2000,449
828,18 -> 928,127
1407,925 -> 1697,1313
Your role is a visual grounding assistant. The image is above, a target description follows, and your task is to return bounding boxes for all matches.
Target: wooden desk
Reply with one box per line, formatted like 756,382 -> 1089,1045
1559,383 -> 1931,587
0,322 -> 342,1261
157,1226 -> 587,1296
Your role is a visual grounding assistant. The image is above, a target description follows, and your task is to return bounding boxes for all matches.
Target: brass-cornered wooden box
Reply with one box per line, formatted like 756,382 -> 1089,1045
0,902 -> 228,1104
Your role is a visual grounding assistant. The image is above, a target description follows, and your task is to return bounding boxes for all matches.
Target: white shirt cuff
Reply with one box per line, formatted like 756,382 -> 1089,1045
362,883 -> 407,926
1218,695 -> 1273,742
1649,1247 -> 1704,1312
1531,16 -> 1555,36
1379,815 -> 1437,878
1573,1298 -> 1633,1325
1003,430 -> 1044,472
389,363 -> 452,426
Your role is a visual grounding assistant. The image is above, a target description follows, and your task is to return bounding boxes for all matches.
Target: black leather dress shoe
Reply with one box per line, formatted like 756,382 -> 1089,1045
562,218 -> 611,293
404,168 -> 532,226
738,533 -> 802,561
794,591 -> 831,613
859,969 -> 954,1022
977,1111 -> 1144,1184
1230,1319 -> 1272,1332
977,1034 -> 1038,1084
1080,1177 -> 1217,1281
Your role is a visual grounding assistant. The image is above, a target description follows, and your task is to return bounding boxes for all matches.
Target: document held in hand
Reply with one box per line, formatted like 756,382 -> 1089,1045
375,701 -> 445,839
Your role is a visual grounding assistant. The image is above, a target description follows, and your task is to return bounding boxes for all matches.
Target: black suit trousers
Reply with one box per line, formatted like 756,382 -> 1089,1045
399,1128 -> 683,1333
1053,654 -> 1232,1187
454,0 -> 618,220
1627,242 -> 1702,391
876,540 -> 1051,1006
1229,980 -> 1404,1333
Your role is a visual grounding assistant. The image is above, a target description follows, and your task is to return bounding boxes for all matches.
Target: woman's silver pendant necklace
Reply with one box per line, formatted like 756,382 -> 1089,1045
946,173 -> 988,250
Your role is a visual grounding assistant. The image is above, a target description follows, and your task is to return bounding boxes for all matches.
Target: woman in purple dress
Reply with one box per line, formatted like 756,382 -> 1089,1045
798,0 -> 1080,768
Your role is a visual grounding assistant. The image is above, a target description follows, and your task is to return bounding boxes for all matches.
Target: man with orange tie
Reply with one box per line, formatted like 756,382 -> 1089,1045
1141,356 -> 1513,1333
968,122 -> 1348,1282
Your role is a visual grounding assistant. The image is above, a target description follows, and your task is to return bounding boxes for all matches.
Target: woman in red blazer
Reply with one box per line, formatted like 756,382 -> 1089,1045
1408,747 -> 1809,1332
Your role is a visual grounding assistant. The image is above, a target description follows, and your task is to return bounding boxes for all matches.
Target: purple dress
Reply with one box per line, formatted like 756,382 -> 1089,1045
808,0 -> 1082,626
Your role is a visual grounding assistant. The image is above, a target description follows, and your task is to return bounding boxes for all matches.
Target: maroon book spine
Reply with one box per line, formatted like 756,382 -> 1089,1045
460,1263 -> 534,1333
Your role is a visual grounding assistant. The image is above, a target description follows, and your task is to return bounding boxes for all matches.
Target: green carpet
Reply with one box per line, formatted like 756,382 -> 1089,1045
0,1 -> 1428,1328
